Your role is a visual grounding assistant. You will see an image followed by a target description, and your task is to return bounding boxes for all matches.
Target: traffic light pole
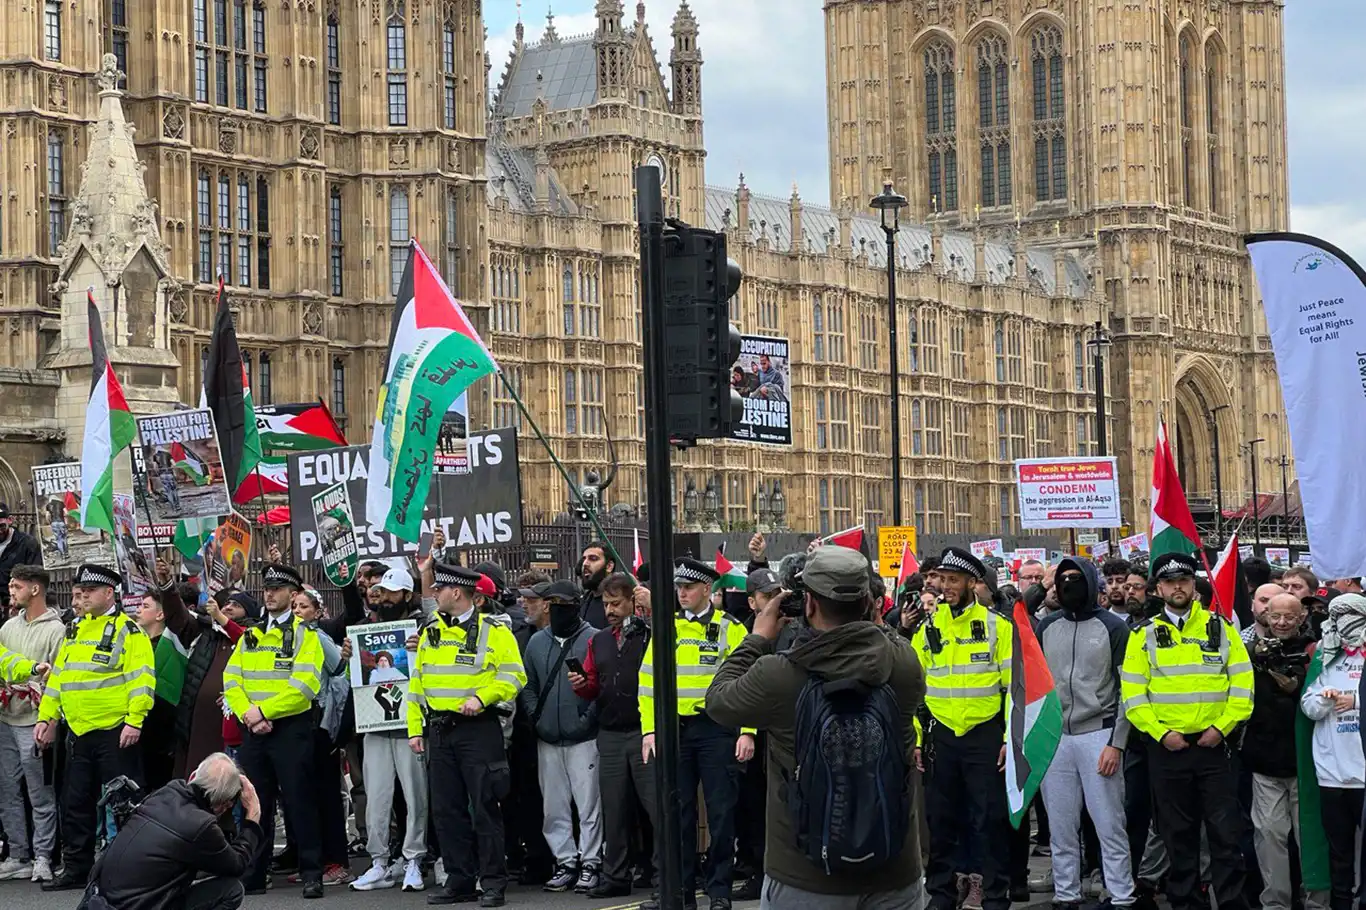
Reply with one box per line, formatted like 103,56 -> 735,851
637,165 -> 685,910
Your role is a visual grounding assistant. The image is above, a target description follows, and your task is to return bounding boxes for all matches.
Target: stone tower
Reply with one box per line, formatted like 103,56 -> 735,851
823,0 -> 1292,531
48,55 -> 181,460
670,1 -> 701,117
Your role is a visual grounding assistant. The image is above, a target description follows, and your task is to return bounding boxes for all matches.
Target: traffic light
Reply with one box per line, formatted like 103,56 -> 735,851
660,223 -> 744,443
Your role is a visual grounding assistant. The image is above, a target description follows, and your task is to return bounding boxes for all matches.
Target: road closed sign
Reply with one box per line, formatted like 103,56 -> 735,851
1015,457 -> 1122,530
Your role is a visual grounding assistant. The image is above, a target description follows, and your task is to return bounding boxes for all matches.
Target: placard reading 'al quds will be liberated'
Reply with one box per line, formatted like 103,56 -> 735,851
287,427 -> 523,560
729,334 -> 792,446
1015,456 -> 1122,530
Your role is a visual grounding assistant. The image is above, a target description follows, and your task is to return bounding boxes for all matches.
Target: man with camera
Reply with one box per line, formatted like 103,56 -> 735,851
87,752 -> 263,910
1240,592 -> 1315,910
706,545 -> 925,908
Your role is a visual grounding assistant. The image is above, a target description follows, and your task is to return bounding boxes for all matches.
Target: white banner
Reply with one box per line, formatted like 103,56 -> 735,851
1015,457 -> 1122,529
1248,233 -> 1366,578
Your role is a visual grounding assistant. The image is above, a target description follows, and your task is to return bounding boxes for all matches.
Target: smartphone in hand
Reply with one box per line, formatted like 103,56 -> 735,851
565,657 -> 585,676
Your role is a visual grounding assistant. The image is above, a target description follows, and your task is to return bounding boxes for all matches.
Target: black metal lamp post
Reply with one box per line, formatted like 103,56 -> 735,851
1208,405 -> 1230,548
754,481 -> 770,532
702,477 -> 720,531
1085,322 -> 1112,542
771,479 -> 787,531
870,181 -> 909,526
1246,438 -> 1265,548
1279,454 -> 1291,549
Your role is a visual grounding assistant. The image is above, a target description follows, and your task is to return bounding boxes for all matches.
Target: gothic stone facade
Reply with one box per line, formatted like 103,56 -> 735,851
0,0 -> 1290,539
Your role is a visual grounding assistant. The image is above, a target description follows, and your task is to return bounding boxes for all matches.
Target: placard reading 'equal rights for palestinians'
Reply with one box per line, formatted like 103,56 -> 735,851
286,427 -> 523,560
1015,457 -> 1122,530
729,334 -> 792,446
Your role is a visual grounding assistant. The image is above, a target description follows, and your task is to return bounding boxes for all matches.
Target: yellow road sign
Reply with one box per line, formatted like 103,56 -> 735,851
879,526 -> 918,577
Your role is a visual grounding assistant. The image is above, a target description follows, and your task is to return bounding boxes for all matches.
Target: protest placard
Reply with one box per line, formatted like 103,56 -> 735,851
1015,457 -> 1122,529
1118,533 -> 1150,560
1265,547 -> 1290,567
971,539 -> 1005,559
288,428 -> 522,560
433,393 -> 472,475
112,494 -> 156,611
31,462 -> 105,570
348,619 -> 419,733
203,514 -> 253,596
1015,547 -> 1048,564
310,482 -> 359,586
729,335 -> 791,446
136,408 -> 231,522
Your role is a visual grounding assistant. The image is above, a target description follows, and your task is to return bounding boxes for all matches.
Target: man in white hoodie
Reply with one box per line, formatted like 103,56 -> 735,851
0,564 -> 65,882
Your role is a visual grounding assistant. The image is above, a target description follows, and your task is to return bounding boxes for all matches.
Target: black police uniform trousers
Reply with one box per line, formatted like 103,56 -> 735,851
239,712 -> 321,889
428,711 -> 510,897
61,725 -> 143,876
676,712 -> 741,901
925,716 -> 1011,910
1145,735 -> 1250,910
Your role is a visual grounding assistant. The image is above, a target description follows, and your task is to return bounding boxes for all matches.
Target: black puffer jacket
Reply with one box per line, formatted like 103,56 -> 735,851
95,780 -> 263,910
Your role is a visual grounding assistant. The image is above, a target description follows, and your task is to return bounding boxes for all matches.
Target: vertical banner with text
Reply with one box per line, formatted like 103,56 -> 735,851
729,334 -> 791,445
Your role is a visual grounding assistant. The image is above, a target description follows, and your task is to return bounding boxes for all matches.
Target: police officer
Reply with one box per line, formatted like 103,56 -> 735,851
639,557 -> 754,910
1121,552 -> 1253,910
35,563 -> 155,891
223,563 -> 326,898
910,547 -> 1013,910
412,561 -> 526,909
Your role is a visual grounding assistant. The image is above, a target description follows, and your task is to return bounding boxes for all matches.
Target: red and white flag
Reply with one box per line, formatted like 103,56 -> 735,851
632,527 -> 643,576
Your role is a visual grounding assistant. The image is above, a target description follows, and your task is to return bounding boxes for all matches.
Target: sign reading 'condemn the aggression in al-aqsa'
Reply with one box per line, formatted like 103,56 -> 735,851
1015,457 -> 1122,530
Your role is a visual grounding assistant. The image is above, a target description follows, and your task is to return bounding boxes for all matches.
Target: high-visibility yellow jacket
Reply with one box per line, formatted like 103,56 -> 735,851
910,599 -> 1013,737
1121,601 -> 1253,740
640,608 -> 755,736
223,613 -> 324,722
0,643 -> 36,684
37,609 -> 155,735
407,610 -> 526,738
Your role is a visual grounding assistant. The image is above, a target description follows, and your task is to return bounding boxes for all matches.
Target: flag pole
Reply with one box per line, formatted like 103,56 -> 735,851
496,371 -> 627,572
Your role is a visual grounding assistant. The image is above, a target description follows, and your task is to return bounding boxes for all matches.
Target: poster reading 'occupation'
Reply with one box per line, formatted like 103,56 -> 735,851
136,408 -> 232,523
31,462 -> 106,570
729,334 -> 791,446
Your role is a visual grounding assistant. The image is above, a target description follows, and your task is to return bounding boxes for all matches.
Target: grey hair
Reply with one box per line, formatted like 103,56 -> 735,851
190,752 -> 243,806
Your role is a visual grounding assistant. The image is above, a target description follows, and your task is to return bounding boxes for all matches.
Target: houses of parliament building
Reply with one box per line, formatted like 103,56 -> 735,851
0,0 -> 1292,540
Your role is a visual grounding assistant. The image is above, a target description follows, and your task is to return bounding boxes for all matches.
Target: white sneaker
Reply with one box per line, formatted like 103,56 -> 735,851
385,859 -> 405,882
401,859 -> 425,892
31,858 -> 53,883
349,860 -> 396,892
0,858 -> 32,880
433,858 -> 447,888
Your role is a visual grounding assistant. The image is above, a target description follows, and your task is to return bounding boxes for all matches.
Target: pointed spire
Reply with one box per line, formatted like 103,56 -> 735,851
515,0 -> 524,46
637,1 -> 647,24
543,7 -> 559,43
58,54 -> 171,282
672,0 -> 698,41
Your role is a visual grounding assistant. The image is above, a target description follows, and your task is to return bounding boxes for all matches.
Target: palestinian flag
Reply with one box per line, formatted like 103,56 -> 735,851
171,442 -> 209,486
1150,419 -> 1202,563
155,630 -> 191,705
1005,598 -> 1063,829
895,540 -> 920,598
713,545 -> 747,593
235,402 -> 348,501
821,525 -> 867,554
1294,646 -> 1333,892
366,240 -> 498,541
173,515 -> 219,560
80,291 -> 136,535
202,278 -> 262,498
1208,532 -> 1253,628
63,491 -> 80,525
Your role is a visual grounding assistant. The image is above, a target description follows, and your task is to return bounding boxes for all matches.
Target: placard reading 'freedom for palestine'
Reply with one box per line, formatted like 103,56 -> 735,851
32,462 -> 106,570
287,427 -> 522,560
729,334 -> 792,446
136,408 -> 232,523
1015,457 -> 1122,530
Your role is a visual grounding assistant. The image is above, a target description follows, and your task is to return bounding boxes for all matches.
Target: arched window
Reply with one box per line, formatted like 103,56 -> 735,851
388,184 -> 409,294
907,312 -> 919,372
1073,332 -> 1085,390
813,295 -> 825,361
976,33 -> 1011,208
326,15 -> 341,124
1030,26 -> 1066,202
387,17 -> 407,126
924,41 -> 958,212
1179,33 -> 1195,207
994,318 -> 1005,382
441,23 -> 457,129
1206,41 -> 1222,214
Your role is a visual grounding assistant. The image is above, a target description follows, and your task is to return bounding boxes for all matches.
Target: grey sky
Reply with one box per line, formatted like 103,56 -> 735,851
487,2 -> 1366,262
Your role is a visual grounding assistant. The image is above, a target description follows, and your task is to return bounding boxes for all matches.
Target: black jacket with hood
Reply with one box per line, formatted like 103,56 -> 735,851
705,622 -> 925,896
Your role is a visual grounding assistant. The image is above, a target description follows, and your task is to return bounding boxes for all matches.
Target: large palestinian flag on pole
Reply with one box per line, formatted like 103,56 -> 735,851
202,277 -> 262,500
367,239 -> 498,541
234,402 -> 348,500
1150,418 -> 1202,563
1005,598 -> 1063,829
80,291 -> 136,535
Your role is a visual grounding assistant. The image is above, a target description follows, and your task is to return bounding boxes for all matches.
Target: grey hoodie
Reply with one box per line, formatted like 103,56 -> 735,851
522,622 -> 598,745
1035,557 -> 1131,748
706,622 -> 924,897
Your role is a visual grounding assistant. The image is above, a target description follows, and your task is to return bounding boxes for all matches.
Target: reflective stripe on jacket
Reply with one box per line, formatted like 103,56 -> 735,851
1120,601 -> 1254,739
222,614 -> 324,723
38,609 -> 155,735
638,609 -> 755,736
910,599 -> 1013,737
407,612 -> 527,737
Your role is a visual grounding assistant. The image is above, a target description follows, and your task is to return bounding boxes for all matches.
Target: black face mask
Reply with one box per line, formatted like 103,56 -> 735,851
1058,574 -> 1091,613
549,603 -> 581,638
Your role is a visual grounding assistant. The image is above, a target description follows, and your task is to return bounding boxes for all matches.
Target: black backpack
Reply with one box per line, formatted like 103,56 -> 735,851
787,673 -> 911,875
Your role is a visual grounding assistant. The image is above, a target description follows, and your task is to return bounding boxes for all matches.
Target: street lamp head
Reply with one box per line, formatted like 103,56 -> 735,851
702,477 -> 719,513
683,475 -> 699,515
870,181 -> 908,234
771,479 -> 787,520
754,481 -> 769,519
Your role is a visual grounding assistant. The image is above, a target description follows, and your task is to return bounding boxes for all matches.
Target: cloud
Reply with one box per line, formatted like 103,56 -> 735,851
1290,204 -> 1366,267
487,2 -> 830,205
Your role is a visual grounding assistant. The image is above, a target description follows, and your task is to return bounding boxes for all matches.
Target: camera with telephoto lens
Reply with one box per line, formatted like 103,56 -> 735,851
98,775 -> 144,835
775,552 -> 808,618
1250,635 -> 1310,674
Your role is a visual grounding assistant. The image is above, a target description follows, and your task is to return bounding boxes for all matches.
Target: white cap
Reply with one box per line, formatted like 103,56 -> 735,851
374,566 -> 415,593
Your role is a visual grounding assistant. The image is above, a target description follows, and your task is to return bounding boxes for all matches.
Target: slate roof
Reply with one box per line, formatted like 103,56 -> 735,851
495,36 -> 598,118
486,133 -> 579,216
702,186 -> 1092,299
